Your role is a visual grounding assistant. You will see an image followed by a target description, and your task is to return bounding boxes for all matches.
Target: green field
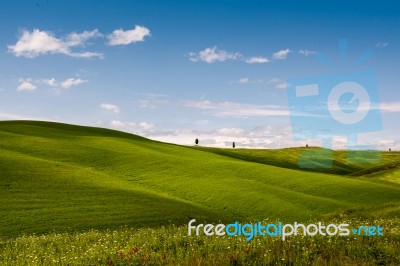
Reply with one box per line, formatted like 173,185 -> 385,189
0,120 -> 399,236
0,120 -> 399,265
1,217 -> 399,265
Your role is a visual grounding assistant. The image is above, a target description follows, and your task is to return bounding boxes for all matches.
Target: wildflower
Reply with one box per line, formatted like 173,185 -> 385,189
116,250 -> 124,259
132,247 -> 139,255
245,246 -> 252,254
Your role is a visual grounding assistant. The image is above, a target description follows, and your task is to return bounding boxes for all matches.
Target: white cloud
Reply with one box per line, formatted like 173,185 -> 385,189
231,77 -> 264,85
9,29 -> 67,58
268,78 -> 288,89
143,125 -> 305,149
8,29 -> 103,58
104,119 -> 400,150
380,102 -> 400,113
216,128 -> 245,137
138,122 -> 155,130
153,125 -> 399,150
101,103 -> 120,114
189,46 -> 241,63
276,82 -> 288,89
272,49 -> 291,60
68,51 -> 104,58
137,99 -> 170,109
107,25 -> 150,45
0,111 -> 55,121
60,78 -> 87,89
299,49 -> 316,56
17,79 -> 37,91
357,132 -> 400,151
237,77 -> 249,84
325,101 -> 400,114
110,120 -> 134,128
245,56 -> 269,64
40,78 -> 57,87
110,120 -> 156,135
66,30 -> 103,46
183,100 -> 289,118
268,78 -> 280,83
376,42 -> 388,48
189,47 -> 297,64
35,77 -> 87,91
136,93 -> 170,109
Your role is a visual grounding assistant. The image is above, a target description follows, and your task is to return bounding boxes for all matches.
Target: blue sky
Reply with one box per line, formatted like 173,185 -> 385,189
1,0 -> 399,149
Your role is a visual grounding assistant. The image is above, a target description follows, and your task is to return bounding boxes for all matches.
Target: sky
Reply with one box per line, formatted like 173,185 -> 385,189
0,0 -> 399,149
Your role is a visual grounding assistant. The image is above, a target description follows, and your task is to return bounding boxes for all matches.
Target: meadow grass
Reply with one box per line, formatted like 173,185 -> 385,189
194,146 -> 400,176
0,217 -> 399,265
0,120 -> 399,265
1,121 -> 400,237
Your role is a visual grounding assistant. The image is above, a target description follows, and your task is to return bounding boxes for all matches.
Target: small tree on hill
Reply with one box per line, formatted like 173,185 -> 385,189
232,142 -> 235,148
195,138 -> 199,145
389,148 -> 392,152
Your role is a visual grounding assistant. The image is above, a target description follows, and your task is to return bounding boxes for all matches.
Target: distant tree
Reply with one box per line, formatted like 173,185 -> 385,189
306,144 -> 309,148
389,148 -> 392,152
195,138 -> 199,145
232,142 -> 235,148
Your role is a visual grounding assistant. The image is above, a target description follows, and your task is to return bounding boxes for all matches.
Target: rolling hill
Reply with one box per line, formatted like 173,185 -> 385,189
0,120 -> 399,237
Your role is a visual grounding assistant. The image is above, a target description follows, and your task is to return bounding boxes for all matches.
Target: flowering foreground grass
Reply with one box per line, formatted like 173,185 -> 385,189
0,217 -> 399,265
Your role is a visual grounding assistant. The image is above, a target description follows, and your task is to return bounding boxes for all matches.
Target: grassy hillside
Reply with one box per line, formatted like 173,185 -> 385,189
0,120 -> 399,237
193,147 -> 400,176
